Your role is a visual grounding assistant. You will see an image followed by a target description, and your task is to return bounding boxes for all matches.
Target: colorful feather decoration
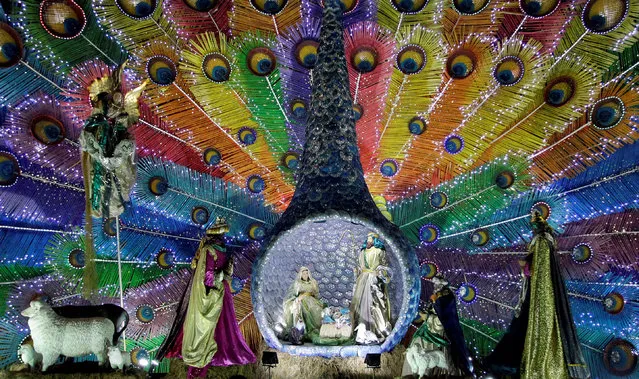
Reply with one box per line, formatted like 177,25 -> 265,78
5,93 -> 83,182
441,37 -> 549,172
532,75 -> 639,182
93,0 -> 179,50
477,56 -> 599,163
344,21 -> 396,173
390,32 -> 495,195
391,155 -> 531,247
367,25 -> 446,194
275,18 -> 321,147
10,0 -> 127,72
376,0 -> 443,36
231,32 -> 295,154
163,0 -> 232,39
554,0 -> 639,72
228,0 -> 302,35
134,157 -> 279,242
0,21 -> 66,105
180,32 -> 292,185
302,0 -> 376,27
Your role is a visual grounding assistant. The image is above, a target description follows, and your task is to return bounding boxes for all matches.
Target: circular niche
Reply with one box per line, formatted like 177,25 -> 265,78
252,214 -> 418,357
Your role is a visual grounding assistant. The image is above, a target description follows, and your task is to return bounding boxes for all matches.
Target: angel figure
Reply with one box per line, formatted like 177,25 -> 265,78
80,61 -> 148,219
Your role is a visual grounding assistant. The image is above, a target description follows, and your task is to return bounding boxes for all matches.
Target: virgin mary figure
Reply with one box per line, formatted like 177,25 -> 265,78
350,232 -> 392,343
155,217 -> 255,378
280,267 -> 326,342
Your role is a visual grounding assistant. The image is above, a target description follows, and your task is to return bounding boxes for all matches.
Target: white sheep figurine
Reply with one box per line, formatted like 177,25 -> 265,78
354,323 -> 379,345
406,344 -> 448,377
21,300 -> 115,371
107,346 -> 131,371
18,344 -> 42,371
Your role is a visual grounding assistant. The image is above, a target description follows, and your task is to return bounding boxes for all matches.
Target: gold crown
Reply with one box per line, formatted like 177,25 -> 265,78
206,217 -> 229,235
367,232 -> 380,239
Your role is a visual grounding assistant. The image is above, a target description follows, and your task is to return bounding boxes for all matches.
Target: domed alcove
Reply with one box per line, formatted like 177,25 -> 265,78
251,0 -> 420,357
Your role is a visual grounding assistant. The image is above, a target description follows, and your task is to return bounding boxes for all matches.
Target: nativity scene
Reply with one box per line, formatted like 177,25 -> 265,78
0,0 -> 637,377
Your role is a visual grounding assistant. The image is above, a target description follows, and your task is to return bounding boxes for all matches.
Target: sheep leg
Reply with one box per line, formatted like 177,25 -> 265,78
40,352 -> 58,372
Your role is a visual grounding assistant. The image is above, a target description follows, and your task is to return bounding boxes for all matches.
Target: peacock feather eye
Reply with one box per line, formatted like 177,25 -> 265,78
571,243 -> 593,264
248,223 -> 266,240
146,55 -> 177,86
429,191 -> 447,209
591,96 -> 625,130
452,0 -> 490,15
281,151 -> 300,170
408,116 -> 427,135
247,47 -> 277,76
470,229 -> 489,246
247,175 -> 265,193
202,53 -> 231,83
419,224 -> 439,245
136,305 -> 155,323
420,261 -> 438,279
250,0 -> 288,15
444,135 -> 464,154
116,0 -> 157,19
39,0 -> 87,39
531,201 -> 551,219
191,206 -> 210,225
391,0 -> 428,14
494,56 -> 525,86
603,339 -> 638,376
203,148 -> 222,166
30,115 -> 66,146
0,152 -> 20,187
148,176 -> 169,196
156,248 -> 175,269
447,49 -> 476,79
519,0 -> 560,18
183,0 -> 218,12
379,159 -> 398,177
67,249 -> 85,269
582,0 -> 628,34
294,39 -> 320,69
0,23 -> 24,68
396,45 -> 426,75
352,104 -> 363,121
495,170 -> 515,189
238,127 -> 257,146
351,46 -> 378,73
544,76 -> 576,107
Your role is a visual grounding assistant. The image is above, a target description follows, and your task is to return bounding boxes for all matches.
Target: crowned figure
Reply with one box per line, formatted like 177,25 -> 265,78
486,210 -> 590,378
156,217 -> 255,378
80,62 -> 147,297
350,232 -> 392,343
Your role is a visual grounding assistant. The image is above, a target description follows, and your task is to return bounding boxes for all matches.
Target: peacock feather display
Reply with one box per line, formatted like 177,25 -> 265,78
0,0 -> 638,375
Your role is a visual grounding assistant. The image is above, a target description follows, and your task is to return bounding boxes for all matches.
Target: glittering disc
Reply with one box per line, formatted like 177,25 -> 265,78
40,0 -> 87,39
396,45 -> 426,75
429,191 -> 448,209
290,99 -> 308,120
191,206 -> 210,225
420,261 -> 438,279
470,229 -> 489,246
408,116 -> 427,135
68,249 -> 85,269
116,0 -> 157,19
0,152 -> 20,187
30,115 -> 66,145
494,56 -> 525,86
457,283 -> 477,304
247,47 -> 277,76
603,339 -> 637,376
419,224 -> 439,245
156,248 -> 175,269
603,292 -> 625,315
136,305 -> 155,323
238,126 -> 257,146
